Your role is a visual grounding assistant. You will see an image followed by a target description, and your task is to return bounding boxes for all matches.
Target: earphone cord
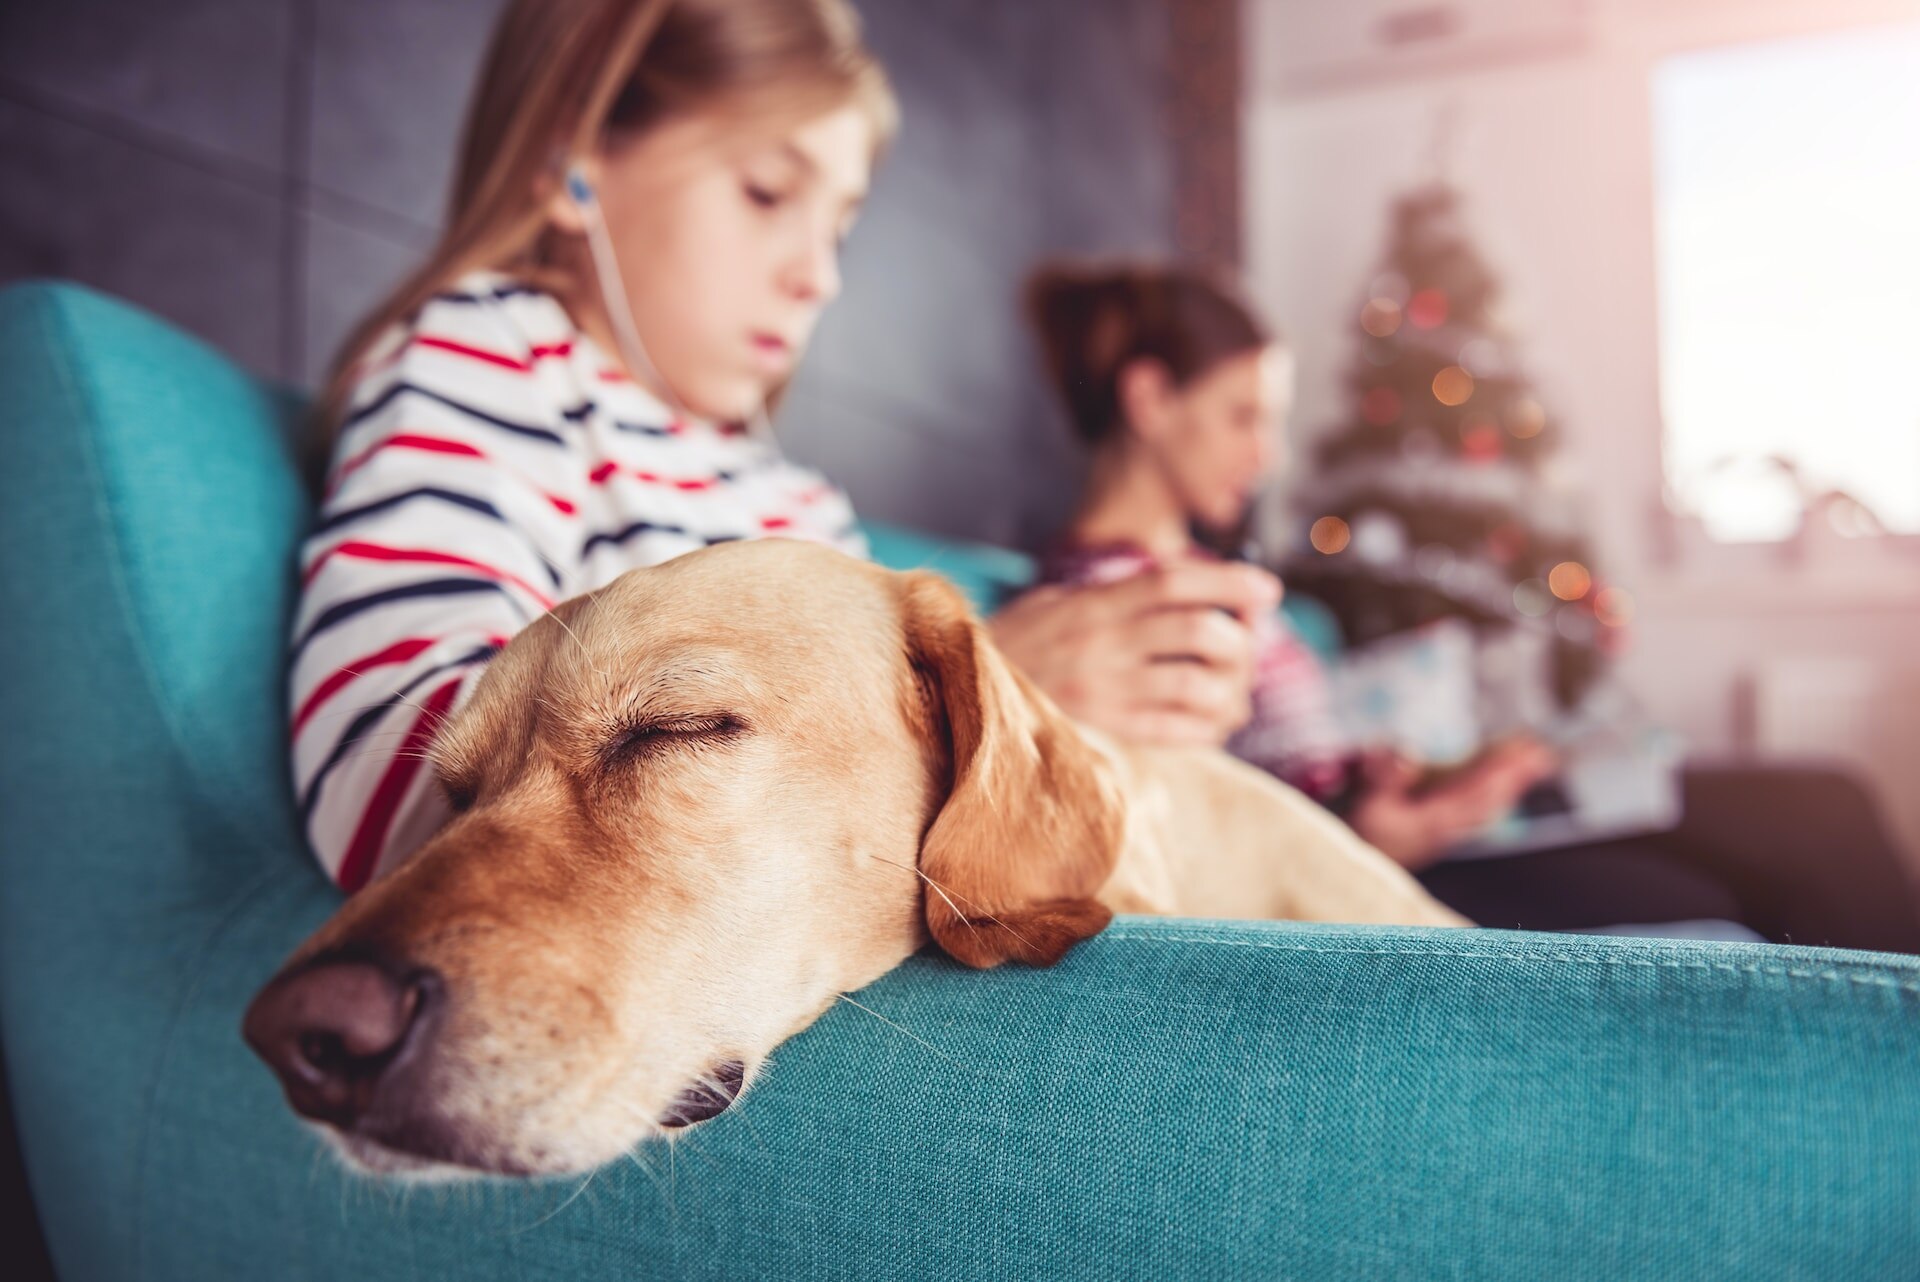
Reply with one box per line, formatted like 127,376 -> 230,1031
577,180 -> 776,442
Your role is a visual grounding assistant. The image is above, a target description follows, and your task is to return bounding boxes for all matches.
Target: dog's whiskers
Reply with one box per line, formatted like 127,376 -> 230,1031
311,727 -> 432,752
917,874 -> 986,944
864,853 -> 1043,957
834,992 -> 984,1074
608,1114 -> 683,1221
317,745 -> 442,770
313,723 -> 463,764
508,1167 -> 597,1233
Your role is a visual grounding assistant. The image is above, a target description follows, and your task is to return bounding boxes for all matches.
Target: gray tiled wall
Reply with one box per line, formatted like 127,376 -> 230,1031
0,0 -> 1178,548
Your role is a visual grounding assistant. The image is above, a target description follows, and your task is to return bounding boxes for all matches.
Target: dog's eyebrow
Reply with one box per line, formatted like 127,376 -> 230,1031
428,731 -> 478,789
610,655 -> 754,720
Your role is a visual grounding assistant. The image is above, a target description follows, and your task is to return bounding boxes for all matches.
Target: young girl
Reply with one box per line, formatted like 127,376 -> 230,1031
1022,261 -> 1555,871
293,0 -> 1278,891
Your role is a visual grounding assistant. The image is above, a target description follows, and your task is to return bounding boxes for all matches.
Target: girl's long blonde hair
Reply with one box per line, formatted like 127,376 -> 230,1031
310,0 -> 895,478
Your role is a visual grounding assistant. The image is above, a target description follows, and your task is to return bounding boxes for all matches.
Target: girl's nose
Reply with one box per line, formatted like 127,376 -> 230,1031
783,228 -> 841,305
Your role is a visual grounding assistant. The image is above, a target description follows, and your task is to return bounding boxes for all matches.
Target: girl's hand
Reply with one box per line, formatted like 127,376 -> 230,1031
987,561 -> 1281,747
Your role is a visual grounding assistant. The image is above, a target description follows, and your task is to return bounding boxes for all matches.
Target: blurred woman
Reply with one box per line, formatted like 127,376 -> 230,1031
1019,260 -> 1920,951
1021,260 -> 1554,871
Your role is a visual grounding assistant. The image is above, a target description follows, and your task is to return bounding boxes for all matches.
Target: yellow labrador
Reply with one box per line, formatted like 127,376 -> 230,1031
245,539 -> 1465,1177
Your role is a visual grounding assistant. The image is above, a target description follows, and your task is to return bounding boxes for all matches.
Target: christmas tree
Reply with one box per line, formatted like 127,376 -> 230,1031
1281,183 -> 1629,715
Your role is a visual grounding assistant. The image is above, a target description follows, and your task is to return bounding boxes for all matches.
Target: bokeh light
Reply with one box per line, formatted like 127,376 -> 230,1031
1309,515 -> 1352,554
1432,365 -> 1475,406
1360,298 -> 1403,337
1407,288 -> 1449,328
1461,423 -> 1502,462
1508,397 -> 1547,438
1512,579 -> 1552,617
1594,585 -> 1636,626
1548,560 -> 1593,601
1350,510 -> 1408,563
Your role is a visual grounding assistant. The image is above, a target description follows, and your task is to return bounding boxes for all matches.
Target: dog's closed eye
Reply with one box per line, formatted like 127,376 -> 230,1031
602,715 -> 748,770
439,771 -> 478,814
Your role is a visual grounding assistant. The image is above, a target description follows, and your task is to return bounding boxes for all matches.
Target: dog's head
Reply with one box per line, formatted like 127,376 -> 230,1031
244,540 -> 1122,1176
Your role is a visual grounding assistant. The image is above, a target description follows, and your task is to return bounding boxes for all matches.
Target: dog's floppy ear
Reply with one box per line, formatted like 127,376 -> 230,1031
899,572 -> 1123,969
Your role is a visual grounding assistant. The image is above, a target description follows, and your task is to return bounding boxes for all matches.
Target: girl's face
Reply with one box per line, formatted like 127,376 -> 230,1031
1131,345 -> 1293,533
564,103 -> 873,420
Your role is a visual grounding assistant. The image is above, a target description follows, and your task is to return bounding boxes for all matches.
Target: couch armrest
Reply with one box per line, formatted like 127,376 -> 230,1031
116,896 -> 1920,1280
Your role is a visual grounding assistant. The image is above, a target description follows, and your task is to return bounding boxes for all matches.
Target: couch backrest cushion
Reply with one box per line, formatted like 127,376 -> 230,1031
859,517 -> 1036,614
0,282 -> 312,882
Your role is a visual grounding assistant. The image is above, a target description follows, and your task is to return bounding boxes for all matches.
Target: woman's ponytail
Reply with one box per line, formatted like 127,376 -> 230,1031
1023,260 -> 1271,445
1024,266 -> 1145,445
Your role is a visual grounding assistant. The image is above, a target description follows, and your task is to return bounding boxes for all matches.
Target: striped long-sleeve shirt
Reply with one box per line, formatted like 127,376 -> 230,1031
290,270 -> 863,890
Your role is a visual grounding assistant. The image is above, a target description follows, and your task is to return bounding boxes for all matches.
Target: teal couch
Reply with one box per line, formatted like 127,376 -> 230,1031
3,280 -> 1918,1280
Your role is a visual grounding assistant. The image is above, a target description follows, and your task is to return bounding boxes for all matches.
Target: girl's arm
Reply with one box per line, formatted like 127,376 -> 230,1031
289,302 -> 581,891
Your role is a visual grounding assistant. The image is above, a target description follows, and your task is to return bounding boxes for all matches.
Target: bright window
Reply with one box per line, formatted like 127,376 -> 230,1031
1653,23 -> 1920,542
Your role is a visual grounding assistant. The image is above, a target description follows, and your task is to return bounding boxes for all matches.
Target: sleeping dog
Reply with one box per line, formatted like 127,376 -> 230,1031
244,539 -> 1466,1177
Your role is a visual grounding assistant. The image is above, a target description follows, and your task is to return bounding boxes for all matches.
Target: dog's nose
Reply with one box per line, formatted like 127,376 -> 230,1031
242,960 -> 437,1129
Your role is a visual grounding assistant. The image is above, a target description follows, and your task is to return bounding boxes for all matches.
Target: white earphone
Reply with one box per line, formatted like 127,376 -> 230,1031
566,162 -> 773,440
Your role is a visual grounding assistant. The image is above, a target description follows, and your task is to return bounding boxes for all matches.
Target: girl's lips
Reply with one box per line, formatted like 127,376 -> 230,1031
749,332 -> 793,372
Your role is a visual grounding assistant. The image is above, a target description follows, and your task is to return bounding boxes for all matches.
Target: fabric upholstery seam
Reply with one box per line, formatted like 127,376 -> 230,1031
1100,929 -> 1920,993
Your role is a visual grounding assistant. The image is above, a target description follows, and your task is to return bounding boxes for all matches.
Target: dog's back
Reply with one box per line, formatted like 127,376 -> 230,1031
1096,737 -> 1470,927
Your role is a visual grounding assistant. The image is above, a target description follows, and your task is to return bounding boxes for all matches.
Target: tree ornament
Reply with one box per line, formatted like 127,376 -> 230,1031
1461,423 -> 1503,463
1407,288 -> 1449,329
1507,397 -> 1547,438
1432,365 -> 1475,406
1349,510 -> 1408,565
1548,560 -> 1592,601
1360,298 -> 1403,338
1309,515 -> 1352,554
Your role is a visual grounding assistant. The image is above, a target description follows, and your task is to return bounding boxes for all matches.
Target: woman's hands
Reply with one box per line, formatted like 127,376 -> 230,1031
1348,737 -> 1561,871
988,563 -> 1561,873
986,561 -> 1281,747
